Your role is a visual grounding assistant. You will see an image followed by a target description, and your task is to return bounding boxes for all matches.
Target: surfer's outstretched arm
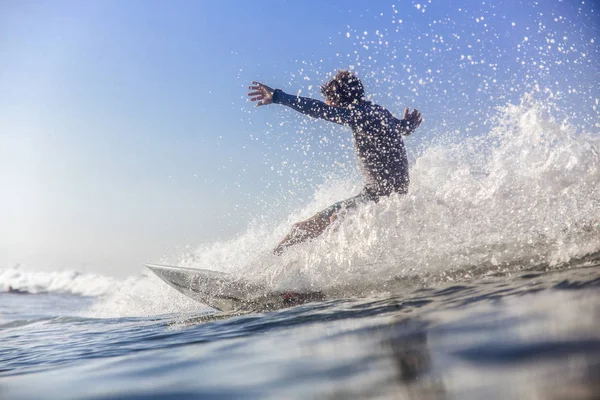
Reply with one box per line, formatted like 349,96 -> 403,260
248,82 -> 352,125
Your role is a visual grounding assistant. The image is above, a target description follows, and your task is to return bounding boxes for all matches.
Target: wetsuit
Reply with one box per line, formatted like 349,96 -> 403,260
272,89 -> 411,218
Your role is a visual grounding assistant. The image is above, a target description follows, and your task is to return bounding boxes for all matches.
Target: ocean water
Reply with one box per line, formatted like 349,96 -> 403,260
2,97 -> 600,399
1,260 -> 599,399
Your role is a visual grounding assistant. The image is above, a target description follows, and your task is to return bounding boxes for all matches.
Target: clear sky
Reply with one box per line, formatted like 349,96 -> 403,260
1,0 -> 598,276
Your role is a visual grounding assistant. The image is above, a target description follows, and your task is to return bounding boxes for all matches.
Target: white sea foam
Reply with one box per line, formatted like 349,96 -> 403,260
86,273 -> 209,318
0,266 -> 116,296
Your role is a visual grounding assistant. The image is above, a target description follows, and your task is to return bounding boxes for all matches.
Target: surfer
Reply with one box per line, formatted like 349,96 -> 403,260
248,70 -> 422,254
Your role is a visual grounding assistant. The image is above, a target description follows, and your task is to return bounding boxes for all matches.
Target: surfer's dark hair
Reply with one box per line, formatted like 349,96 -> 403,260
321,70 -> 365,107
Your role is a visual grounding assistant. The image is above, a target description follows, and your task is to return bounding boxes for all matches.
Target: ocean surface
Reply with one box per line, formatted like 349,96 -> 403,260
1,255 -> 600,400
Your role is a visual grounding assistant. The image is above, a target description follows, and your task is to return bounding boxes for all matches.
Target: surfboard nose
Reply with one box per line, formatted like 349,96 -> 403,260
144,263 -> 252,312
146,264 -> 192,288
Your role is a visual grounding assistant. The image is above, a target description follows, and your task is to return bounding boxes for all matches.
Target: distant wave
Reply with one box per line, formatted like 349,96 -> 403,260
0,265 -> 212,317
0,267 -> 116,296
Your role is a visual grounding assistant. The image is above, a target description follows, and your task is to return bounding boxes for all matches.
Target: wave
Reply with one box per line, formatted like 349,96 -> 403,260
23,95 -> 600,318
180,95 -> 600,290
0,265 -> 210,317
0,266 -> 117,296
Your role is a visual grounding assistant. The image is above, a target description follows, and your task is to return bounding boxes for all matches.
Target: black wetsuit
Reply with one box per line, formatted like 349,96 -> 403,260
273,89 -> 411,217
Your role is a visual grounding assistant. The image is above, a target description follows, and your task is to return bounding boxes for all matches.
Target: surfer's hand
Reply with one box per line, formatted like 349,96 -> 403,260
248,82 -> 274,106
402,107 -> 423,134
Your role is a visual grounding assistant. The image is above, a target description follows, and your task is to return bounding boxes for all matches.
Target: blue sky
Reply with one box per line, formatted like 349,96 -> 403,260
1,0 -> 598,276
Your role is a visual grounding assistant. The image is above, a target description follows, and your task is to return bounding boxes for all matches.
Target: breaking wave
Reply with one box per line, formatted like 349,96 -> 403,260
0,266 -> 116,296
182,95 -> 600,290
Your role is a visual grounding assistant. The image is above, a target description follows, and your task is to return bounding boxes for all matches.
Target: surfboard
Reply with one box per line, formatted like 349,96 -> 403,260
145,264 -> 325,313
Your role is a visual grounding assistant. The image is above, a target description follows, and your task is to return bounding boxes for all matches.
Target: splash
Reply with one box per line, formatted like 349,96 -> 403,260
83,95 -> 600,317
86,273 -> 208,318
183,95 -> 600,290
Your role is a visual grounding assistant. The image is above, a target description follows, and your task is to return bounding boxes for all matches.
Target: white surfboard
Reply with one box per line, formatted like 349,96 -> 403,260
145,264 -> 325,312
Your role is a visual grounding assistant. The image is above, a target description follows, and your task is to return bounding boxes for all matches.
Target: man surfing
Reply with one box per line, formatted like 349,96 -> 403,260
248,70 -> 422,255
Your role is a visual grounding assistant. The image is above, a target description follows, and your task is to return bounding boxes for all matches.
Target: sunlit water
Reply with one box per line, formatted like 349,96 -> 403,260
1,259 -> 599,399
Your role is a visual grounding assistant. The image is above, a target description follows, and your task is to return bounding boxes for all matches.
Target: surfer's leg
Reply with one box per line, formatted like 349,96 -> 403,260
320,188 -> 379,228
273,213 -> 331,255
273,194 -> 365,255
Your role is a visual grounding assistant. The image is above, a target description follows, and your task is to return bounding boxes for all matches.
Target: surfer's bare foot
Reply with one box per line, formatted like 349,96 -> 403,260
273,214 -> 331,255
